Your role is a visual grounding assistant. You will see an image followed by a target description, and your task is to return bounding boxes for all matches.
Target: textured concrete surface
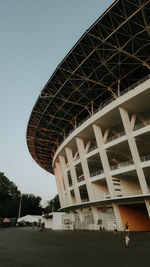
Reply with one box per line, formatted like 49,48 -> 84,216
0,227 -> 150,267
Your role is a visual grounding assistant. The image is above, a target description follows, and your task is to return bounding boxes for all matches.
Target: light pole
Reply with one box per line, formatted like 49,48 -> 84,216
18,194 -> 22,218
52,199 -> 54,213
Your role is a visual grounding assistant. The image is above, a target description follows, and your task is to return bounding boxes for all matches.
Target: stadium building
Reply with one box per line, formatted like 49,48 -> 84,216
27,0 -> 150,231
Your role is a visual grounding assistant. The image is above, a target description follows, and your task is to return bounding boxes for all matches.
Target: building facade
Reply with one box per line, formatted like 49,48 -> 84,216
27,0 -> 150,231
54,77 -> 150,231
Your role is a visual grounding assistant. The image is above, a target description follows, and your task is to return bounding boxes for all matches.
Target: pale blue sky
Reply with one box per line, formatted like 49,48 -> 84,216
0,0 -> 114,202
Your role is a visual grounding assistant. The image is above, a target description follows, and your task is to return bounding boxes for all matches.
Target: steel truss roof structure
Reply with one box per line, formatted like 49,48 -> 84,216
27,0 -> 150,173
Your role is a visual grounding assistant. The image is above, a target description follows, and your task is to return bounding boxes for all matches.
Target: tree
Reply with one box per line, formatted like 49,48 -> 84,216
44,194 -> 60,213
0,172 -> 21,217
0,172 -> 42,218
20,194 -> 42,217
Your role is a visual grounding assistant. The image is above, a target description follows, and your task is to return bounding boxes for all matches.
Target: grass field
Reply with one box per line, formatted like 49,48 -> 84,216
0,227 -> 150,267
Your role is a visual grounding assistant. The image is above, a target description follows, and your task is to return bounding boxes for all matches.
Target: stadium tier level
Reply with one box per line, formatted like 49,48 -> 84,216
27,0 -> 150,231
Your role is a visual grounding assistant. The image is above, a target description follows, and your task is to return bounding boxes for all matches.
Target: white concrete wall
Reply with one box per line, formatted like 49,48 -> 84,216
42,218 -> 52,229
52,212 -> 64,230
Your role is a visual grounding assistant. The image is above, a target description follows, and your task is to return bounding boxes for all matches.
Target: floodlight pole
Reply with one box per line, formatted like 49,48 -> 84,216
52,199 -> 54,213
18,194 -> 22,218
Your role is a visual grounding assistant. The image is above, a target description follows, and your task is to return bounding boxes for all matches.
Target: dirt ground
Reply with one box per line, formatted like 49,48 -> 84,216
0,227 -> 150,267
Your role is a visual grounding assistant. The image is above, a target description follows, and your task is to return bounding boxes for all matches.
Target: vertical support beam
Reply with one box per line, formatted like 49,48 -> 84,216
73,151 -> 79,161
65,147 -> 81,203
85,140 -> 91,154
54,166 -> 64,208
91,101 -> 93,115
58,155 -> 72,205
74,117 -> 76,129
78,209 -> 84,224
69,211 -> 75,229
91,206 -> 100,229
131,114 -> 136,130
76,137 -> 95,201
118,79 -> 120,97
119,107 -> 148,194
55,162 -> 67,207
103,129 -> 109,143
93,124 -> 116,197
112,203 -> 124,231
145,199 -> 150,218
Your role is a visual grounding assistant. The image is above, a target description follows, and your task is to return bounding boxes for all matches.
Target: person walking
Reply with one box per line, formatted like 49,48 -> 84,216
40,222 -> 45,231
125,222 -> 129,234
125,233 -> 130,248
113,221 -> 117,235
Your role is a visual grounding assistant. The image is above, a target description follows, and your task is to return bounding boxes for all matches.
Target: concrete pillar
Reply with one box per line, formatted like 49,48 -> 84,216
69,211 -> 76,229
76,137 -> 95,201
55,162 -> 67,207
58,156 -> 72,205
78,210 -> 84,223
91,206 -> 100,229
119,107 -> 148,194
65,147 -> 81,203
70,211 -> 76,222
145,199 -> 150,218
54,166 -> 64,208
112,203 -> 124,231
93,124 -> 116,197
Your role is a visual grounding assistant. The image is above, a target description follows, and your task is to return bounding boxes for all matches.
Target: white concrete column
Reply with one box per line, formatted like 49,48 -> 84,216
76,137 -> 95,201
69,211 -> 76,229
145,199 -> 150,218
55,162 -> 67,207
93,124 -> 116,197
112,203 -> 124,231
70,211 -> 76,223
58,155 -> 72,205
119,107 -> 148,194
54,166 -> 64,208
65,147 -> 81,203
78,209 -> 84,224
91,206 -> 100,229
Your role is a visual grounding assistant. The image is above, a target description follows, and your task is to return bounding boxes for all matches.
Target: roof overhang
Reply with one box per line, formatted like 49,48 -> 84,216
27,0 -> 150,173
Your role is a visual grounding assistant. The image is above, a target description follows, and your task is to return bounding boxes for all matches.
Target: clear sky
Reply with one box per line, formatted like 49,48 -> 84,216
0,0 -> 114,203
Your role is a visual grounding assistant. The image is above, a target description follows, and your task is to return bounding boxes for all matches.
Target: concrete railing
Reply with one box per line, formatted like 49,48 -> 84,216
140,155 -> 150,162
88,145 -> 97,153
106,130 -> 125,143
134,120 -> 150,131
122,190 -> 142,197
77,175 -> 85,182
110,155 -> 150,171
81,199 -> 89,203
110,160 -> 134,170
90,169 -> 104,178
104,120 -> 150,144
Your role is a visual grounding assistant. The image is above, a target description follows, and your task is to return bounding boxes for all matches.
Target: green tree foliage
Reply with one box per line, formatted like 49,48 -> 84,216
44,194 -> 60,213
20,194 -> 42,217
0,172 -> 21,217
0,172 -> 42,218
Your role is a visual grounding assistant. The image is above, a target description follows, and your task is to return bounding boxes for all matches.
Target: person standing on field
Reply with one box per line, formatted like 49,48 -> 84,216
125,222 -> 129,234
125,233 -> 130,248
113,221 -> 117,235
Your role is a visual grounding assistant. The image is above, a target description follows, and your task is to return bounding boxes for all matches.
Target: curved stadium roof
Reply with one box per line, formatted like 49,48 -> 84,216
27,0 -> 150,173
